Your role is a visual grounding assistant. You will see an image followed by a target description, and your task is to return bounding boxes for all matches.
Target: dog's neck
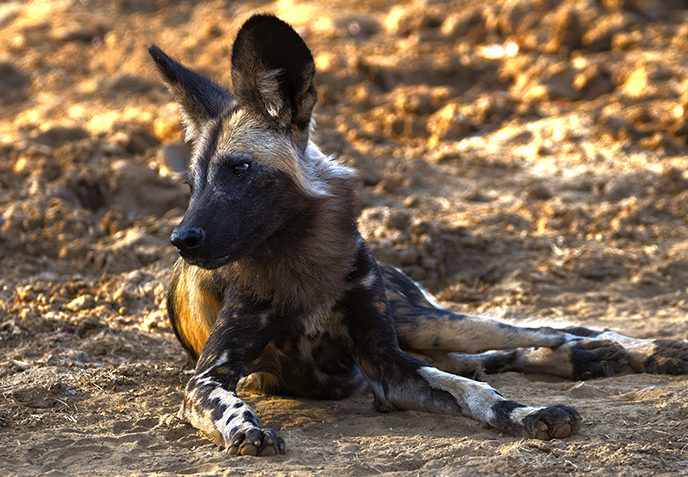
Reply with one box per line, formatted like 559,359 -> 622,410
223,152 -> 359,313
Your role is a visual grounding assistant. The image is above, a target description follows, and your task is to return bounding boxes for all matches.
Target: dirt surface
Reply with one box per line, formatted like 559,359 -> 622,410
1,0 -> 688,475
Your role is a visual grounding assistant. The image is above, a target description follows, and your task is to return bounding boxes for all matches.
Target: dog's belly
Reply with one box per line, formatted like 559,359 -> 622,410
245,329 -> 365,399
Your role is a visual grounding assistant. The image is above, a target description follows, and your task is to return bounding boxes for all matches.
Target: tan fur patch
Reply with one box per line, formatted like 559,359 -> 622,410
173,266 -> 221,356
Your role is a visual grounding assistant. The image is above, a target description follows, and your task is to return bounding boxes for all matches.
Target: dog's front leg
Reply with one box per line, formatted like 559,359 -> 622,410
360,347 -> 581,439
343,280 -> 581,440
180,301 -> 285,456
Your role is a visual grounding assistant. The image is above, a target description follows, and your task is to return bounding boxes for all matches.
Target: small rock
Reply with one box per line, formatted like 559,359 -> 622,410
544,6 -> 585,53
441,8 -> 486,42
32,125 -> 89,147
582,11 -> 639,52
611,28 -> 643,50
620,65 -> 652,98
51,22 -> 108,42
65,294 -> 95,312
384,3 -> 443,36
153,104 -> 183,141
573,63 -> 614,99
339,15 -> 379,39
526,182 -> 553,201
0,62 -> 29,104
385,114 -> 426,138
114,126 -> 160,155
427,103 -> 472,146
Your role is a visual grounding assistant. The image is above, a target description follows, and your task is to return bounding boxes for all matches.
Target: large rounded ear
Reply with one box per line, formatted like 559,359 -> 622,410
231,15 -> 316,146
149,45 -> 234,144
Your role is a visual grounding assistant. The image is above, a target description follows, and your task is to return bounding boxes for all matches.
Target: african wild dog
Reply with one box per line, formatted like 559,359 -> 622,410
150,14 -> 688,456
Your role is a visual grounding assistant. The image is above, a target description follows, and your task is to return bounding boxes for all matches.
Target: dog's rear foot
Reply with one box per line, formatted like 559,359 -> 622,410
569,339 -> 626,379
586,333 -> 688,375
643,339 -> 688,374
227,425 -> 285,456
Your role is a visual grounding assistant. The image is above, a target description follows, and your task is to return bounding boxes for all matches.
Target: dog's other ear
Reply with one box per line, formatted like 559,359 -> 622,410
231,14 -> 316,147
149,45 -> 234,143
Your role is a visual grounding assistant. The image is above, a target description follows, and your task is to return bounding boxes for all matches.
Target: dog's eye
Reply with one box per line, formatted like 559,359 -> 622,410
232,162 -> 251,175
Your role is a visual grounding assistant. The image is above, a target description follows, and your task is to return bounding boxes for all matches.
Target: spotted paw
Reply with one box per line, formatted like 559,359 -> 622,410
569,339 -> 626,379
643,339 -> 688,375
227,426 -> 285,456
521,405 -> 582,440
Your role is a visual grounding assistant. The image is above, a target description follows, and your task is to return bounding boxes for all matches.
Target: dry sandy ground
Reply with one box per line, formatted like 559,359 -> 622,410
1,0 -> 688,475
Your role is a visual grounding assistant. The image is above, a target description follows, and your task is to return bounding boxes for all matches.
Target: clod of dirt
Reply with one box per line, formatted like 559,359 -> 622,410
427,103 -> 473,146
0,62 -> 29,104
384,2 -> 444,36
582,11 -> 640,51
32,125 -> 90,147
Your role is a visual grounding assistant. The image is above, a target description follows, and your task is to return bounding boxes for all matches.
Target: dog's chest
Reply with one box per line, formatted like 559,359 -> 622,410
299,300 -> 341,337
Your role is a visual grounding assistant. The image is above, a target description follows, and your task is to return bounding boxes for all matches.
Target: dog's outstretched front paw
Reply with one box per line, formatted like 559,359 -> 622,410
521,405 -> 582,440
227,425 -> 285,456
643,339 -> 688,375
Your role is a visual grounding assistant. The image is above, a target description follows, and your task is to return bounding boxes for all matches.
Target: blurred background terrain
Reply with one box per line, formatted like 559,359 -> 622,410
1,0 -> 687,474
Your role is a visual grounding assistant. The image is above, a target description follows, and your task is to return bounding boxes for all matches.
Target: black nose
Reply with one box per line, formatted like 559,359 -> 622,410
170,226 -> 205,252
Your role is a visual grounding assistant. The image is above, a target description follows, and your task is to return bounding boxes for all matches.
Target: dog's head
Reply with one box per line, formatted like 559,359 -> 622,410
150,15 -> 330,269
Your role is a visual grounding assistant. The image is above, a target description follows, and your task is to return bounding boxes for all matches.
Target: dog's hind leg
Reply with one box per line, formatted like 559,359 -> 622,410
343,253 -> 581,439
381,264 -> 572,353
421,339 -> 626,379
383,264 -> 688,376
